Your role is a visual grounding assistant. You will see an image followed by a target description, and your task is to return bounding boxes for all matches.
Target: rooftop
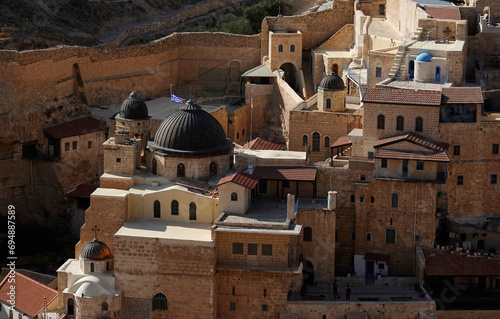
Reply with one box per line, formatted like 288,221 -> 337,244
423,7 -> 461,20
423,247 -> 500,276
363,87 -> 442,106
43,116 -> 106,139
252,166 -> 317,181
217,172 -> 259,189
242,137 -> 285,151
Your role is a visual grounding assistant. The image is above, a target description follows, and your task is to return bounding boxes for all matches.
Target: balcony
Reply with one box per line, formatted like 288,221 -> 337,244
295,198 -> 328,211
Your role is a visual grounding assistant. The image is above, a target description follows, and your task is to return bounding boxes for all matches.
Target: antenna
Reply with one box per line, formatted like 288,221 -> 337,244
91,225 -> 100,240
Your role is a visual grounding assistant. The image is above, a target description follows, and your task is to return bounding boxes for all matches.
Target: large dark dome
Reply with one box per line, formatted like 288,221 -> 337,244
117,91 -> 149,120
81,238 -> 112,260
150,100 -> 232,156
319,73 -> 345,91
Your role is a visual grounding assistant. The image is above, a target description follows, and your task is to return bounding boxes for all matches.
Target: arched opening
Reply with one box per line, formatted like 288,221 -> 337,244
391,193 -> 399,208
102,301 -> 108,311
152,292 -> 167,310
90,262 -> 94,272
189,202 -> 196,220
332,64 -> 339,75
302,135 -> 308,146
377,114 -> 385,129
279,63 -> 297,92
209,162 -> 217,177
326,98 -> 332,109
435,66 -> 441,83
106,261 -> 110,271
409,60 -> 415,79
302,259 -> 315,285
152,158 -> 157,175
231,192 -> 238,201
68,298 -> 75,315
396,116 -> 404,131
312,132 -> 320,152
303,227 -> 312,241
177,163 -> 185,177
154,200 -> 161,218
171,200 -> 179,215
324,137 -> 330,147
415,117 -> 423,132
278,44 -> 283,52
290,44 -> 295,52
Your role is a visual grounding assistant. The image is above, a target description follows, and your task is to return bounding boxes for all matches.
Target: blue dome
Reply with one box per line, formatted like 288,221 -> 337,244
415,52 -> 433,63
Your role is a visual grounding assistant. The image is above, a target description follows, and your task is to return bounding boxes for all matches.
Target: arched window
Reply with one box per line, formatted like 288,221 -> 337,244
370,196 -> 375,203
350,194 -> 355,203
177,163 -> 185,177
396,116 -> 404,131
152,158 -> 157,175
302,135 -> 308,146
312,132 -> 320,152
377,115 -> 385,129
303,227 -> 312,241
102,301 -> 108,311
171,200 -> 179,215
332,64 -> 338,75
324,137 -> 330,147
391,193 -> 398,208
415,117 -> 423,132
154,200 -> 161,218
231,192 -> 238,201
278,44 -> 283,52
90,262 -> 94,272
210,162 -> 217,177
189,202 -> 196,220
152,293 -> 167,310
68,298 -> 75,315
326,98 -> 332,109
290,44 -> 295,52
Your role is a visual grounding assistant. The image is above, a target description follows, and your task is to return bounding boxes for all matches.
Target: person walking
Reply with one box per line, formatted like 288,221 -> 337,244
346,284 -> 351,301
333,280 -> 340,299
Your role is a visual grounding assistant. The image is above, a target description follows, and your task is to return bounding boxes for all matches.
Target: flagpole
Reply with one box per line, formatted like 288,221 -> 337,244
250,87 -> 253,142
170,84 -> 173,114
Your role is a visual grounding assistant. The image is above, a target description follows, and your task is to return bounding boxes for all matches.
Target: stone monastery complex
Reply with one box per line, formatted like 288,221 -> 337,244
2,0 -> 500,318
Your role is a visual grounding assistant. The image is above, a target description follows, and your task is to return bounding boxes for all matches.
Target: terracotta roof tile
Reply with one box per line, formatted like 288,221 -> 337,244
375,149 -> 449,162
242,137 -> 285,151
423,7 -> 461,20
0,271 -> 58,317
441,87 -> 483,104
44,116 -> 107,139
423,247 -> 500,276
252,166 -> 317,181
363,88 -> 442,106
218,172 -> 259,189
373,132 -> 449,152
330,136 -> 352,148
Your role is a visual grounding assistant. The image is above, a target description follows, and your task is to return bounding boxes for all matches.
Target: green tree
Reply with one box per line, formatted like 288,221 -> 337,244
216,14 -> 253,35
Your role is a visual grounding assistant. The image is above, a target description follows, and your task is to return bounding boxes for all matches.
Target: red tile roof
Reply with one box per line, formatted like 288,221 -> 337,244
252,166 -> 317,181
242,137 -> 285,151
365,252 -> 390,262
330,136 -> 352,148
44,116 -> 107,139
217,172 -> 259,189
0,271 -> 58,317
66,183 -> 99,198
373,132 -> 449,152
363,88 -> 442,106
375,149 -> 449,162
423,7 -> 461,20
442,87 -> 483,104
423,247 -> 500,276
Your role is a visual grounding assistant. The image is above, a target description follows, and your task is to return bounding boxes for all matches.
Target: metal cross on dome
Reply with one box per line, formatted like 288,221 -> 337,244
92,225 -> 100,239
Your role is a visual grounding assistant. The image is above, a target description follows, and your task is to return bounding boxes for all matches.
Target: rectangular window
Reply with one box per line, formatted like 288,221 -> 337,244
493,144 -> 499,155
262,244 -> 272,256
72,141 -> 78,150
381,158 -> 388,168
237,132 -> 239,139
457,175 -> 464,186
87,141 -> 92,149
386,228 -> 396,244
232,243 -> 243,254
375,67 -> 382,78
261,304 -> 268,312
351,232 -> 355,241
491,174 -> 498,185
116,158 -> 121,163
367,152 -> 374,160
335,230 -> 339,243
378,263 -> 385,270
416,161 -> 424,171
366,233 -> 372,242
230,302 -> 236,311
242,129 -> 245,136
65,142 -> 70,151
248,243 -> 258,255
453,145 -> 460,156
415,234 -> 421,242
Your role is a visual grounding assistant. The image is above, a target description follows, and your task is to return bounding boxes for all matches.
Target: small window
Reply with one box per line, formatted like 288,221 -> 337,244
302,135 -> 308,146
360,196 -> 364,203
326,98 -> 332,109
493,144 -> 499,155
233,243 -> 243,254
152,293 -> 167,310
335,230 -> 339,242
324,137 -> 330,147
457,175 -> 464,186
453,145 -> 461,156
367,152 -> 374,160
106,261 -> 110,271
232,287 -> 235,295
88,141 -> 92,149
230,302 -> 236,311
177,163 -> 185,177
248,243 -> 258,255
491,174 -> 498,185
262,244 -> 273,256
90,262 -> 94,272
396,116 -> 404,131
65,142 -> 70,151
350,194 -> 355,203
189,202 -> 196,220
370,196 -> 375,203
378,263 -> 385,270
242,129 -> 245,136
154,200 -> 161,218
477,239 -> 485,250
102,301 -> 108,311
262,304 -> 268,312
237,132 -> 239,139
231,192 -> 238,201
377,115 -> 385,129
116,158 -> 121,163
303,227 -> 312,242
290,44 -> 295,52
171,200 -> 179,215
259,179 -> 268,194
415,117 -> 423,132
390,218 -> 393,225
416,161 -> 424,171
72,141 -> 78,150
264,289 -> 267,297
351,232 -> 355,241
376,67 -> 382,78
379,4 -> 385,15
415,234 -> 421,242
278,44 -> 283,52
381,158 -> 388,168
386,228 -> 396,244
391,193 -> 398,208
367,233 -> 372,242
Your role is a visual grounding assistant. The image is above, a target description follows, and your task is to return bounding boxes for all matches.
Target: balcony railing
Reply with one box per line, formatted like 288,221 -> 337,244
295,198 -> 328,213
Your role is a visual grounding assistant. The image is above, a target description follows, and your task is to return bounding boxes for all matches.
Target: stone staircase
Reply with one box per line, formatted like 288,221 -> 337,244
302,59 -> 315,99
388,46 -> 407,80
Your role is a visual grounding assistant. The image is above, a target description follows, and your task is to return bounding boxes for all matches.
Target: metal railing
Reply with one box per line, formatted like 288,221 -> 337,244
296,198 -> 328,211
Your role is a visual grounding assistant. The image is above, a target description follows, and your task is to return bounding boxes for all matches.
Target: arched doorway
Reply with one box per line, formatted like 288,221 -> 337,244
302,259 -> 315,285
332,64 -> 339,75
408,60 -> 415,79
209,162 -> 217,177
435,66 -> 441,83
279,63 -> 297,92
177,163 -> 185,177
68,298 -> 75,315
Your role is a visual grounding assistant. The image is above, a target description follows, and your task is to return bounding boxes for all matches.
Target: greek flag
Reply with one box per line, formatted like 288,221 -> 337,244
171,94 -> 183,104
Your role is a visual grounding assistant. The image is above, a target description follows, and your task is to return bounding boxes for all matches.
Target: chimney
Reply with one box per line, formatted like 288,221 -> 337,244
287,193 -> 296,220
327,191 -> 337,210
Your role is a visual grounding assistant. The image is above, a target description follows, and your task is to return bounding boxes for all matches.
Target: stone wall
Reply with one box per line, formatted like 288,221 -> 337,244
244,83 -> 276,140
228,104 -> 251,146
368,50 -> 396,87
356,0 -> 387,17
